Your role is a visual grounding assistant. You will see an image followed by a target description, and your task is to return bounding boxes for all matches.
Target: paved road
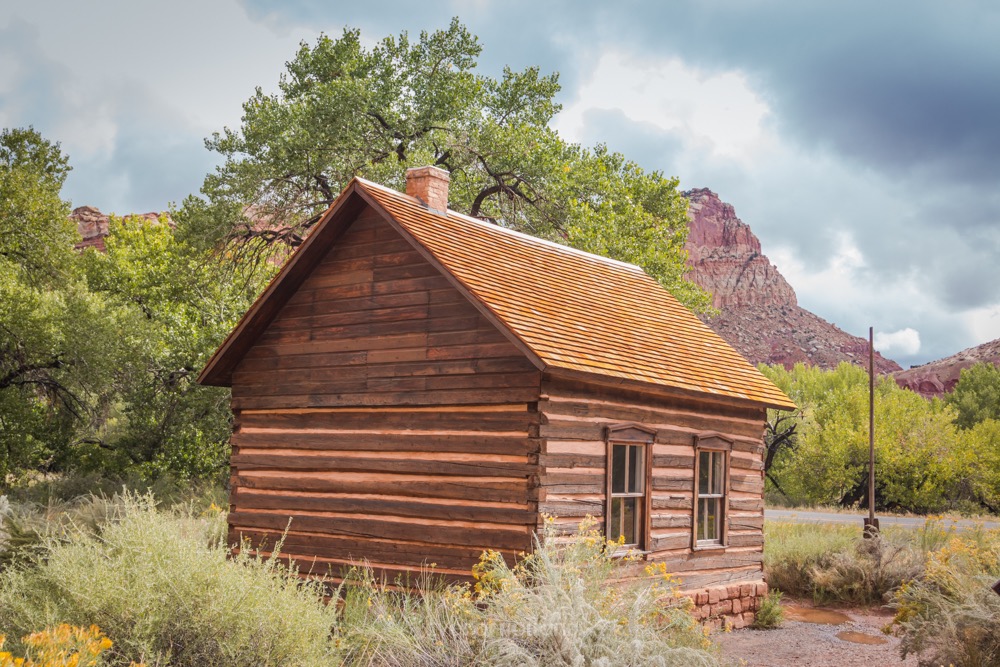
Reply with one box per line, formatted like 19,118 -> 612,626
765,508 -> 1000,530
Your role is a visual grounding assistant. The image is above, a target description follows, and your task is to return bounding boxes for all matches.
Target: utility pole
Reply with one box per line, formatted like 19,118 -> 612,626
864,326 -> 879,538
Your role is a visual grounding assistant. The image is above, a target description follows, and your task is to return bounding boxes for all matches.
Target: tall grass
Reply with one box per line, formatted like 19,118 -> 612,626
763,521 -> 856,598
764,520 -> 949,605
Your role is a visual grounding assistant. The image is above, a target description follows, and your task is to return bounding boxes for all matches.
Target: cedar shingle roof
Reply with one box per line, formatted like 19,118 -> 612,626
200,177 -> 795,410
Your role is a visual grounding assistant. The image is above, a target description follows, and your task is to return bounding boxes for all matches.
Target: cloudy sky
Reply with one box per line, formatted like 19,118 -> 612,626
2,0 -> 998,368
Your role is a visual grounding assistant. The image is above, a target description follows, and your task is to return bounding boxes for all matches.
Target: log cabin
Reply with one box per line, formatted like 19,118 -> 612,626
199,166 -> 796,627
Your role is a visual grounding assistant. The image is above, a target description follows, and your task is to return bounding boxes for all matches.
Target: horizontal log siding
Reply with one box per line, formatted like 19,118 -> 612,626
229,408 -> 541,581
538,378 -> 768,591
227,209 -> 542,582
231,208 -> 540,411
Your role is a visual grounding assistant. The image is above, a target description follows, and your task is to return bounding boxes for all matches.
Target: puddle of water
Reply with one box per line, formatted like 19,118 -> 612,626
836,630 -> 888,645
783,605 -> 852,625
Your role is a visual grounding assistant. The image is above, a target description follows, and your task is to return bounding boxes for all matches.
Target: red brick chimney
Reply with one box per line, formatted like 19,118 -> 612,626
405,166 -> 450,213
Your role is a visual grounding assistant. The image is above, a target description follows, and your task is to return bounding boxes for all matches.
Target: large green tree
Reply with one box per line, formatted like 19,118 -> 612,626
945,362 -> 1000,429
0,127 -> 274,486
760,363 -> 988,513
0,128 -> 124,480
78,215 -> 273,479
179,19 -> 709,311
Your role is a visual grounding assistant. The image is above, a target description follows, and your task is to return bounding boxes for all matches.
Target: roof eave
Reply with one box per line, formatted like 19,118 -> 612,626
543,367 -> 798,412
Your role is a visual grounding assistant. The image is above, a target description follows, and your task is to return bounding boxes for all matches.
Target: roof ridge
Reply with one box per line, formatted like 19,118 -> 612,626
354,177 -> 646,274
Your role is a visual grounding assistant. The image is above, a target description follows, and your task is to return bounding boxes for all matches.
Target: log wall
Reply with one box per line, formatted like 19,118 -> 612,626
538,377 -> 768,592
227,208 -> 542,582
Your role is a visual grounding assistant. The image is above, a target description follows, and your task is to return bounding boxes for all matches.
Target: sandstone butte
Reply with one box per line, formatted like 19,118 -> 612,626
72,198 -> 999,397
683,188 -> 901,376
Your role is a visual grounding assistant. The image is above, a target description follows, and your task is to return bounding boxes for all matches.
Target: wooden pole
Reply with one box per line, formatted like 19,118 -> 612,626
864,326 -> 879,538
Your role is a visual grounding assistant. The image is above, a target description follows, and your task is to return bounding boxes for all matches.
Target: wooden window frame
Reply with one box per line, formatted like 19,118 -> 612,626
605,423 -> 655,552
692,432 -> 733,550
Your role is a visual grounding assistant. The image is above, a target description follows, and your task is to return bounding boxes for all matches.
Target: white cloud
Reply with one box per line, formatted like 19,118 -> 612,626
874,328 -> 921,357
554,51 -> 770,161
964,304 -> 1000,345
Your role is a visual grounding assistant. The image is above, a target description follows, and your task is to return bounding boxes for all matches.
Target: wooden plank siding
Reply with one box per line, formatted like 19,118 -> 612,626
227,208 -> 542,582
537,377 -> 768,591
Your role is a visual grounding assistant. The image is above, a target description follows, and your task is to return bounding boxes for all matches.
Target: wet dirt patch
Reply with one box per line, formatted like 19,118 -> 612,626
836,630 -> 888,645
783,604 -> 852,625
717,599 -> 918,667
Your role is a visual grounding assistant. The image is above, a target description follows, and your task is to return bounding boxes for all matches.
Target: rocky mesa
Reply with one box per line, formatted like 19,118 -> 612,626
894,338 -> 1000,397
684,188 -> 901,375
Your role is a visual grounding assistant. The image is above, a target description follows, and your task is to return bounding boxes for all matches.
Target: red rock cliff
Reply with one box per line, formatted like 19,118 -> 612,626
684,188 -> 901,374
894,338 -> 1000,397
71,206 -> 170,252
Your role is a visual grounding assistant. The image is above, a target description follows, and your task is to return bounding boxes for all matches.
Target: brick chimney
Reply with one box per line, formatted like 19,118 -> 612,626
405,166 -> 450,213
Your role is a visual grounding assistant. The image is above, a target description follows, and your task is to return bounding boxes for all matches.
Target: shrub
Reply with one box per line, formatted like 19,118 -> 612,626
808,534 -> 922,605
338,517 -> 719,667
750,591 -> 784,629
764,521 -> 923,605
0,493 -> 336,666
893,530 -> 1000,667
1,624 -> 120,667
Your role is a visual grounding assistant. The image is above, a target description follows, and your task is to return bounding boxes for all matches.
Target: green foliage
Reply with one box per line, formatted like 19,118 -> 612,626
77,216 -> 274,480
0,129 -> 130,483
0,127 -> 76,281
0,125 -> 276,486
945,362 -> 1000,429
184,19 -> 709,311
760,363 -> 988,513
0,493 -> 337,667
749,591 -> 783,629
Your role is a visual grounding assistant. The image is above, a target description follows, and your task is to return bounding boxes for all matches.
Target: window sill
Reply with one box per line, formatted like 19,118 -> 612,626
692,542 -> 727,552
608,547 -> 650,560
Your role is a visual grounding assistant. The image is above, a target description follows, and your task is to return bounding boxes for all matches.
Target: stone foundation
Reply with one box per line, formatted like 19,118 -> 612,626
683,581 -> 768,630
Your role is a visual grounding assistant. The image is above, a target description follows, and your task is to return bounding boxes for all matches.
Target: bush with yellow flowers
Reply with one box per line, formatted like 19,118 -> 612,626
338,515 -> 717,666
892,528 -> 1000,667
0,624 -> 143,667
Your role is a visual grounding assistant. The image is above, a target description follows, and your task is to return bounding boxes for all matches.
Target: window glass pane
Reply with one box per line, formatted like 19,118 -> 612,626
699,451 -> 710,494
712,451 -> 724,494
707,498 -> 717,540
610,497 -> 622,540
698,497 -> 721,542
622,497 -> 637,545
627,445 -> 642,493
612,445 -> 626,493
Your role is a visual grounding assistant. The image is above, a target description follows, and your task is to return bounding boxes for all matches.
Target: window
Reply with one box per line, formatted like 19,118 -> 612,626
692,433 -> 732,548
605,424 -> 655,550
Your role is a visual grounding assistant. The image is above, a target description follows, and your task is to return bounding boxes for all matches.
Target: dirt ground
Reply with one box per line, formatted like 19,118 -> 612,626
715,600 -> 920,667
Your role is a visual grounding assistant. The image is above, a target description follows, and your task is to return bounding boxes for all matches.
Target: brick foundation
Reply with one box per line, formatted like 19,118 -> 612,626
682,581 -> 768,630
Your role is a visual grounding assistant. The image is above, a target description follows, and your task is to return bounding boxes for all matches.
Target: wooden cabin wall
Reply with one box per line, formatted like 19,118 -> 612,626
226,207 -> 543,582
537,377 -> 768,591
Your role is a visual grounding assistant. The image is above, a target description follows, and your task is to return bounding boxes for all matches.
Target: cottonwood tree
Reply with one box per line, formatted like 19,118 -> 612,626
758,362 -> 992,513
178,19 -> 710,311
945,362 -> 1000,429
0,127 -> 273,485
